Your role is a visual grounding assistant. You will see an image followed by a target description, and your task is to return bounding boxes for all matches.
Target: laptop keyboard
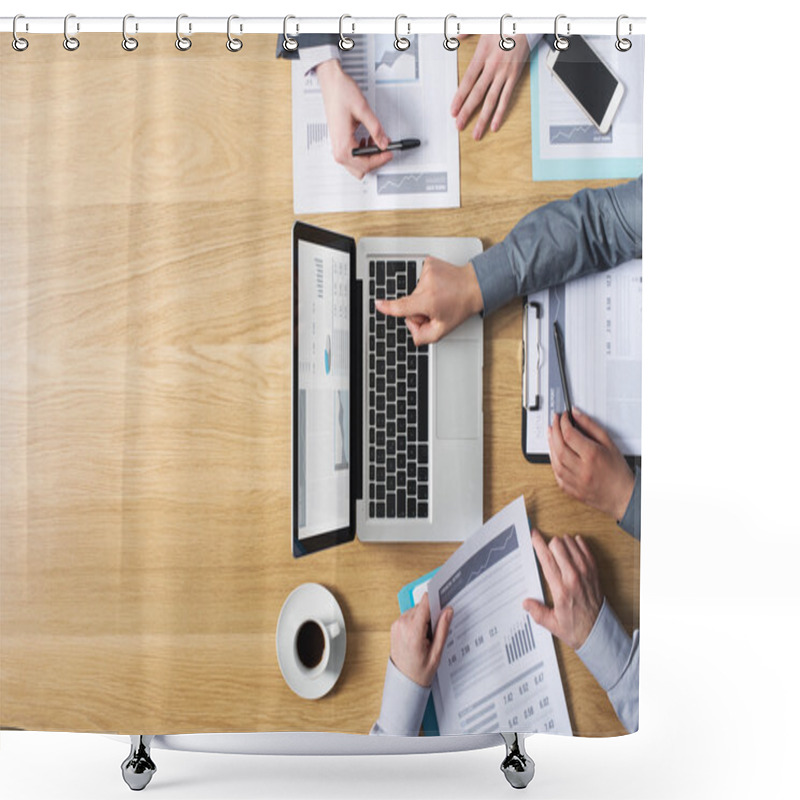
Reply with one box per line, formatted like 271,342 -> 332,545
367,260 -> 429,520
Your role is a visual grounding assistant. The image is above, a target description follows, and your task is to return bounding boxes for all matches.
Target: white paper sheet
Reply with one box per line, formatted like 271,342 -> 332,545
525,259 -> 643,457
427,496 -> 572,736
291,35 -> 460,214
531,36 -> 644,181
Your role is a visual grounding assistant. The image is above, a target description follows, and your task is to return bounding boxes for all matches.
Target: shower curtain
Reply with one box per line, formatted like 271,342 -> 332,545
0,21 -> 643,744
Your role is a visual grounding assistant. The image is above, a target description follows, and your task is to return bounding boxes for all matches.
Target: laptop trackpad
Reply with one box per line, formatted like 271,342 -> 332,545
435,340 -> 480,440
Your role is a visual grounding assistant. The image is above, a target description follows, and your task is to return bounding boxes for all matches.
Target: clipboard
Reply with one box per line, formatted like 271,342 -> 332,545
521,261 -> 643,464
521,299 -> 549,463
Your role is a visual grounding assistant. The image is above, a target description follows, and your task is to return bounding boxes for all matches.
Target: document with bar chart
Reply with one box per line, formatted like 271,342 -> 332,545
428,496 -> 572,736
291,34 -> 460,213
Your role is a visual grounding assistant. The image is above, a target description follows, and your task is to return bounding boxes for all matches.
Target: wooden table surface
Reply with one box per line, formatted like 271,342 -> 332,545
0,35 -> 638,737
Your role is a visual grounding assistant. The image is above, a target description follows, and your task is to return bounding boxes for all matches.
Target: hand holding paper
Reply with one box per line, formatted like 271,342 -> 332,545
390,593 -> 453,688
524,529 -> 603,651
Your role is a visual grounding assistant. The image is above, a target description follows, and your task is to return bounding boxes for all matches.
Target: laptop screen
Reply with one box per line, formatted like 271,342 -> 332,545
292,223 -> 357,556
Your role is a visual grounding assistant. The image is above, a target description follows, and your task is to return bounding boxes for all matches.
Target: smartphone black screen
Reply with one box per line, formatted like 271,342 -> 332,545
551,35 -> 619,127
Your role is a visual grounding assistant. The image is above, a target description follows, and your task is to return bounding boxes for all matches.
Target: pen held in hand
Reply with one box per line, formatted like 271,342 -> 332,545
352,138 -> 421,157
553,321 -> 575,427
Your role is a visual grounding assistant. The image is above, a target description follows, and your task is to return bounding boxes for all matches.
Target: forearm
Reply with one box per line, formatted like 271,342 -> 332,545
618,466 -> 641,540
370,658 -> 430,736
575,598 -> 640,733
473,176 -> 643,315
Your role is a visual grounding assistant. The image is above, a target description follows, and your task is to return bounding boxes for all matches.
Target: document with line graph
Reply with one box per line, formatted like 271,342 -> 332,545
427,496 -> 572,736
291,34 -> 460,213
530,35 -> 643,181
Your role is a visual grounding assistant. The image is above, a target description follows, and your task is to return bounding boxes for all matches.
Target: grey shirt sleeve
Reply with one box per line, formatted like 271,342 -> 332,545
370,658 -> 430,736
275,33 -> 339,59
472,176 -> 643,315
618,465 -> 641,540
575,598 -> 639,733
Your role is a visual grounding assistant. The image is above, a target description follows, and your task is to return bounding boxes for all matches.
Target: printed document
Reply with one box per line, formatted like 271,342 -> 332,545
291,35 -> 460,213
525,259 -> 642,457
427,496 -> 572,735
530,36 -> 644,181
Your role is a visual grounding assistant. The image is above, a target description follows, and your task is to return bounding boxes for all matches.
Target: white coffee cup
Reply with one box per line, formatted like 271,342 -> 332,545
293,617 -> 342,679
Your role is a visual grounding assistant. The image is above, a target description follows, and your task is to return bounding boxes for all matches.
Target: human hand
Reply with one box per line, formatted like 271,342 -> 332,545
548,408 -> 636,521
315,58 -> 393,180
451,34 -> 531,140
390,592 -> 453,688
523,529 -> 603,651
375,257 -> 484,345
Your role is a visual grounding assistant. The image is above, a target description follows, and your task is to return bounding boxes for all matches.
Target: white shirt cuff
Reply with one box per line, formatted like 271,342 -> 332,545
370,658 -> 430,736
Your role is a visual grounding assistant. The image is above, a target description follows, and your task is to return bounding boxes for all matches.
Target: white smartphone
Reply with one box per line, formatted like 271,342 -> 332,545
546,35 -> 624,135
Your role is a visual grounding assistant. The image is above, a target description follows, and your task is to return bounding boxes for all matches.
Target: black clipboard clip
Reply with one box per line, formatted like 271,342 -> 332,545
522,300 -> 542,412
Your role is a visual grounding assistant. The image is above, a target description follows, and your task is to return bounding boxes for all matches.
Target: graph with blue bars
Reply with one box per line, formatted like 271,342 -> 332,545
505,616 -> 536,664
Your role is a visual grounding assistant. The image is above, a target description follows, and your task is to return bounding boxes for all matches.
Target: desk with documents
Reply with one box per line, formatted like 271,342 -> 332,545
0,35 -> 639,738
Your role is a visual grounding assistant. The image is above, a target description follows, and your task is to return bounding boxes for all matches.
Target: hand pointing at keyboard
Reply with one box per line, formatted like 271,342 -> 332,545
375,257 -> 484,346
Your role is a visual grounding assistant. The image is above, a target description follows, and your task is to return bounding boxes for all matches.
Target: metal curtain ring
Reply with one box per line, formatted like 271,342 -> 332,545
227,15 -> 243,51
615,15 -> 632,51
443,14 -> 459,50
175,14 -> 192,51
499,14 -> 516,50
63,13 -> 80,51
12,14 -> 29,51
282,15 -> 298,51
122,14 -> 138,51
338,15 -> 354,51
554,14 -> 570,51
394,15 -> 410,51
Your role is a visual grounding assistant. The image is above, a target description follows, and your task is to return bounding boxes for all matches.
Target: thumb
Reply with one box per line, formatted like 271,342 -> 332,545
429,606 -> 453,669
405,318 -> 439,347
356,103 -> 389,151
523,598 -> 557,636
572,407 -> 612,447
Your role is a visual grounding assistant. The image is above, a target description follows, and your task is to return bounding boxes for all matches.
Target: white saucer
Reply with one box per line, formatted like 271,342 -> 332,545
276,583 -> 347,700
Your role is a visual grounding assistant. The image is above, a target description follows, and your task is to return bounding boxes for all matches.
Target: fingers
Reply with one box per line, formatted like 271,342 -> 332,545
559,411 -> 597,458
530,528 -> 562,591
574,534 -> 598,574
490,78 -> 516,134
572,407 -> 613,448
548,413 -> 578,476
556,536 -> 584,587
416,591 -> 432,627
451,50 -> 484,120
455,74 -> 491,134
429,606 -> 453,669
523,598 -> 557,635
355,102 -> 389,151
344,148 -> 393,180
376,293 -> 417,319
473,79 -> 503,140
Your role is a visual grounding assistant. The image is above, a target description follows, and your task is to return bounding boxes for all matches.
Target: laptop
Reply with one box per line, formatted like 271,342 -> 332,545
292,221 -> 483,557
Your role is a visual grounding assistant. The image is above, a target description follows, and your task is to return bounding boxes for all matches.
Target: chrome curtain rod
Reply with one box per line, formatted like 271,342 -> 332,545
1,15 -> 646,36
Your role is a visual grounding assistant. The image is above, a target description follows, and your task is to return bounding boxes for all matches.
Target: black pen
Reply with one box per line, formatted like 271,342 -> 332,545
351,138 -> 421,157
553,321 -> 575,426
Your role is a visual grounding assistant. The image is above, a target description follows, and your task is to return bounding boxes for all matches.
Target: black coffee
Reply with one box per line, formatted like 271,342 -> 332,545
296,620 -> 325,669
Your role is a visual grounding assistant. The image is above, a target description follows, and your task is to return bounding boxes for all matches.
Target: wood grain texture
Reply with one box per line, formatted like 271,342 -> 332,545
1,35 -> 636,737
